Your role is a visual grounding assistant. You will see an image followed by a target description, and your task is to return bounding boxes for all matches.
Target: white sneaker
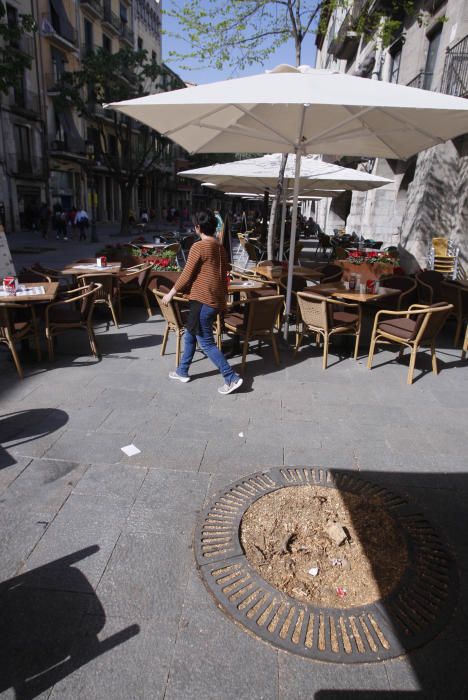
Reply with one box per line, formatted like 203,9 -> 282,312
169,370 -> 190,383
218,376 -> 243,395
64,236 -> 68,240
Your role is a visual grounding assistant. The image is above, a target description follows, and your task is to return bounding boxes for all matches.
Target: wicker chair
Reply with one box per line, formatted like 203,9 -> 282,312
319,263 -> 343,284
77,273 -> 119,328
374,276 -> 418,311
296,291 -> 361,370
152,288 -> 188,366
0,303 -> 41,379
45,283 -> 102,361
118,262 -> 154,318
462,325 -> 468,360
223,294 -> 284,374
367,302 -> 453,385
439,280 -> 468,346
416,271 -> 443,304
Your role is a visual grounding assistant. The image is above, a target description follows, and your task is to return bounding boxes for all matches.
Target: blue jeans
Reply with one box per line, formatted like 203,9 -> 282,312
177,304 -> 238,383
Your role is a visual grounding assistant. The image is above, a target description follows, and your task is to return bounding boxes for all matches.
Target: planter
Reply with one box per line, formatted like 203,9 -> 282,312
336,260 -> 395,283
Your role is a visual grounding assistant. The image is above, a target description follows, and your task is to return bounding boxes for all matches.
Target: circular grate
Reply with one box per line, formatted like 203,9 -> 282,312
194,468 -> 458,663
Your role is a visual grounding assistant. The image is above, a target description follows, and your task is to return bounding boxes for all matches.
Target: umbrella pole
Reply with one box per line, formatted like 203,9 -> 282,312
283,148 -> 303,341
278,179 -> 288,261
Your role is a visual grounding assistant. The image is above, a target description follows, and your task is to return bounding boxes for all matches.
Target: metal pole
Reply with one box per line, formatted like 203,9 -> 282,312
90,171 -> 98,242
278,178 -> 288,260
283,148 -> 303,340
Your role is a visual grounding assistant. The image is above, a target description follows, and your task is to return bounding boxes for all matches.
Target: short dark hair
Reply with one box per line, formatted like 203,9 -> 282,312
195,209 -> 217,236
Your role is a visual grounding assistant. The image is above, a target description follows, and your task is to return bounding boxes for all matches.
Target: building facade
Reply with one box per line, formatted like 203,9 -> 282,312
315,0 -> 468,271
0,0 -> 189,232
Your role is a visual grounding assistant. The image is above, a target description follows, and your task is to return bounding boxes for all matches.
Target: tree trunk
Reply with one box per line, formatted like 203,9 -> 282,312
119,182 -> 133,236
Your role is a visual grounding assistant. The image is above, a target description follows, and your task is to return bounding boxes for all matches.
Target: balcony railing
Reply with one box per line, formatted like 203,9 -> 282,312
440,35 -> 468,98
50,135 -> 86,155
45,72 -> 66,93
102,2 -> 121,33
119,23 -> 134,46
328,0 -> 366,61
41,13 -> 77,48
11,89 -> 41,114
9,35 -> 34,58
8,153 -> 44,177
79,0 -> 103,18
406,71 -> 433,90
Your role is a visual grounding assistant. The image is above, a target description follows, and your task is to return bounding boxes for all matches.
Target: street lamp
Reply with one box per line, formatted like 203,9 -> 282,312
85,141 -> 98,243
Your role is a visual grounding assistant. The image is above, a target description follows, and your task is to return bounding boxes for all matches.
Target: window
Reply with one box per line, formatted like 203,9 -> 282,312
102,33 -> 111,53
120,2 -> 127,22
15,124 -> 31,169
137,36 -> 143,50
151,50 -> 156,63
51,47 -> 67,81
6,4 -> 18,29
84,19 -> 93,49
389,48 -> 401,84
424,24 -> 442,90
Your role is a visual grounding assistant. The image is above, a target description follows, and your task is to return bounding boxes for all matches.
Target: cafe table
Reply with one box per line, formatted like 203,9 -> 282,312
255,264 -> 323,281
0,282 -> 59,303
59,262 -> 122,275
306,281 -> 400,303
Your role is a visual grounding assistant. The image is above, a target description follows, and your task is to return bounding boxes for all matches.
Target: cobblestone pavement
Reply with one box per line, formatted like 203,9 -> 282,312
1,229 -> 468,699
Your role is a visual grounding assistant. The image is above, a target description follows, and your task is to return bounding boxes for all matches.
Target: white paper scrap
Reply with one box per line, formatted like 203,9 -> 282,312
238,432 -> 244,438
308,566 -> 319,577
121,444 -> 141,457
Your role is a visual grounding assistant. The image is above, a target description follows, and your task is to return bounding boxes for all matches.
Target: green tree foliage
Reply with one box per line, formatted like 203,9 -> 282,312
0,0 -> 36,94
56,47 -> 182,232
165,0 -> 343,71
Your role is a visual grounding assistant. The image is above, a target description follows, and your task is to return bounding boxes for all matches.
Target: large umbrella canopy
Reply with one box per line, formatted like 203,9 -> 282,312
107,64 -> 468,159
107,64 -> 468,337
178,154 -> 393,193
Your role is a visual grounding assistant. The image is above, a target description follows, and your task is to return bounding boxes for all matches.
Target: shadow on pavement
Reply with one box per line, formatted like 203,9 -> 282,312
0,408 -> 69,468
0,546 -> 139,699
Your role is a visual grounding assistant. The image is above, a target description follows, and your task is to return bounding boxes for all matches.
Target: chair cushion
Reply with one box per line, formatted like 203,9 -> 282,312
379,317 -> 417,340
49,307 -> 82,324
224,312 -> 245,331
332,310 -> 358,325
13,321 -> 30,334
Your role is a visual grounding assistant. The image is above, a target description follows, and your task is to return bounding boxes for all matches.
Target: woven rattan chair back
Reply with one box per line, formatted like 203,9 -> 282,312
247,295 -> 283,334
416,303 -> 453,344
153,289 -> 184,328
297,293 -> 328,332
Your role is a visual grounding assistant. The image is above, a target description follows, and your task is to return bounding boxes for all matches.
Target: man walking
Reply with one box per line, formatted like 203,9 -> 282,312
162,209 -> 243,395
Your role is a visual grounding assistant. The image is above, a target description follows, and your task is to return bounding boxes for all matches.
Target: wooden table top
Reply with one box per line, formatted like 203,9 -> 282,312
305,282 -> 400,303
255,264 -> 323,280
0,282 -> 59,303
60,262 -> 122,275
228,280 -> 267,293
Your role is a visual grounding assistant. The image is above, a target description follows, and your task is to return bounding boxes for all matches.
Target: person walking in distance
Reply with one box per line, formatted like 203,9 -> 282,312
75,208 -> 89,241
162,209 -> 243,395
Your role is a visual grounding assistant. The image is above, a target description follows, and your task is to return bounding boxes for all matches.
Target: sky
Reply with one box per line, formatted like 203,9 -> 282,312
161,2 -> 318,85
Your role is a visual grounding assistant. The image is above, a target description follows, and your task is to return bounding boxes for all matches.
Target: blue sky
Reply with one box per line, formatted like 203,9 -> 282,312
161,5 -> 318,85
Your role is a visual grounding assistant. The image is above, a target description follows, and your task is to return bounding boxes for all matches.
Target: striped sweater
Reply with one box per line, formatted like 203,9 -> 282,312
174,238 -> 228,310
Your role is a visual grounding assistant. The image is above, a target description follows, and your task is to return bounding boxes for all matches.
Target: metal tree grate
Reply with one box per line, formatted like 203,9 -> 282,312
194,468 -> 458,663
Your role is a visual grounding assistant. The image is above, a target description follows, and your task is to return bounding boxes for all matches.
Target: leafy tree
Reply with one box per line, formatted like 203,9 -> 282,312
56,47 -> 183,233
0,1 -> 36,94
164,0 -> 340,73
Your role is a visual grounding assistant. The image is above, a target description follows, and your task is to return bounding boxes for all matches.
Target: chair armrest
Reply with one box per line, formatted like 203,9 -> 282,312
324,298 -> 360,310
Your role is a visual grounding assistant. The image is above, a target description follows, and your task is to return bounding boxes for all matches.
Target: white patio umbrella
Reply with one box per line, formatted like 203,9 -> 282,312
107,64 -> 468,338
179,154 -> 392,192
179,153 -> 392,257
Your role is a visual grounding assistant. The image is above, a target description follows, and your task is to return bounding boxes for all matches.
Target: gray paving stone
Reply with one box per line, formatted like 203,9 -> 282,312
48,614 -> 176,700
72,462 -> 147,502
98,404 -> 176,435
94,531 -> 192,620
278,651 -> 390,698
164,571 -> 278,700
0,454 -> 31,493
126,434 -> 207,471
21,493 -> 132,591
200,435 -> 283,473
125,469 -> 209,538
43,429 -> 134,464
